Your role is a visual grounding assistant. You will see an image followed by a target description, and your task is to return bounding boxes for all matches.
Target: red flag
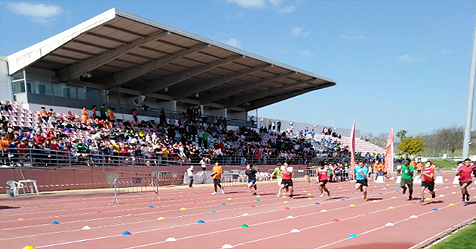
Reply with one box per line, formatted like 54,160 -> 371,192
350,120 -> 356,169
385,128 -> 394,172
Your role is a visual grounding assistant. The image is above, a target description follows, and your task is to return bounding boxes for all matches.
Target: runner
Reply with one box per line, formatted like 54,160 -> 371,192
278,162 -> 294,198
400,159 -> 414,200
420,161 -> 435,202
200,157 -> 209,171
456,158 -> 476,202
270,163 -> 283,196
211,161 -> 225,195
316,161 -> 332,197
187,165 -> 194,188
354,161 -> 369,201
245,163 -> 258,196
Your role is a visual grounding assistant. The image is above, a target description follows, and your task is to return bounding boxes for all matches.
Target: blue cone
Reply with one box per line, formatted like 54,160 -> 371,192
50,221 -> 59,225
432,208 -> 438,211
340,198 -> 345,201
314,202 -> 320,205
122,231 -> 131,235
396,190 -> 399,192
210,210 -> 216,213
148,205 -> 154,208
221,203 -> 226,206
379,193 -> 383,195
348,234 -> 358,238
197,220 -> 205,223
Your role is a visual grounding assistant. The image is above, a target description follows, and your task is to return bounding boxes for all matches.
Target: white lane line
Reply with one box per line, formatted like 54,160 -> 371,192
409,215 -> 476,249
313,201 -> 463,249
32,189 -> 399,249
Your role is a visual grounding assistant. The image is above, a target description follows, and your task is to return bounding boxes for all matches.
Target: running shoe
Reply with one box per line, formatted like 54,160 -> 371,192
466,194 -> 470,202
290,195 -> 294,199
462,197 -> 466,202
408,196 -> 412,201
252,193 -> 257,196
431,192 -> 435,198
212,192 -> 217,195
328,191 -> 331,197
420,199 -> 424,203
277,193 -> 281,198
402,187 -> 407,195
221,188 -> 225,194
319,194 -> 324,197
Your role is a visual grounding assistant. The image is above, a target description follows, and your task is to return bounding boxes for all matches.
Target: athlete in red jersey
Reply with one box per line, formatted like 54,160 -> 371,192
456,158 -> 476,202
278,162 -> 294,198
316,161 -> 332,197
420,161 -> 435,202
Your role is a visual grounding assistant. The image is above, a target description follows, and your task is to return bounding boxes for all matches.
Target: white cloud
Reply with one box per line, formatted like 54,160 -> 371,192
268,0 -> 285,6
339,34 -> 364,40
441,49 -> 451,55
291,27 -> 311,37
277,5 -> 296,13
299,50 -> 315,57
223,38 -> 242,48
227,0 -> 266,8
396,54 -> 422,62
224,12 -> 245,19
6,2 -> 63,24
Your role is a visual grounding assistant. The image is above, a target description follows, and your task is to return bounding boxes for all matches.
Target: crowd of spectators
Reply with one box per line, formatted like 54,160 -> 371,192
0,102 -> 330,167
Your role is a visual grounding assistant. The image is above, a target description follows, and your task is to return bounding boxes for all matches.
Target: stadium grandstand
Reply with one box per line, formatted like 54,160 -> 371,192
0,8 -> 385,193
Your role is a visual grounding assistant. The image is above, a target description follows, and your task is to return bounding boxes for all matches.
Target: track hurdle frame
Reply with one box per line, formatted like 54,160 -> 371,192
112,176 -> 161,204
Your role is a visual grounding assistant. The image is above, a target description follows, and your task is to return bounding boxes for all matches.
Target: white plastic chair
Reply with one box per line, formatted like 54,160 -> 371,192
6,180 -> 26,197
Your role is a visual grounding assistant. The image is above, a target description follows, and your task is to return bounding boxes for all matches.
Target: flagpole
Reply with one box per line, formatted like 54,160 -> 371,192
462,15 -> 476,159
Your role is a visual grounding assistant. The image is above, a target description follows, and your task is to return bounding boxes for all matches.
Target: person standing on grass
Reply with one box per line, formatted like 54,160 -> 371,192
400,159 -> 414,200
245,163 -> 258,196
354,161 -> 369,202
278,162 -> 294,198
211,161 -> 225,194
316,161 -> 332,197
187,165 -> 194,188
420,161 -> 436,202
456,158 -> 476,202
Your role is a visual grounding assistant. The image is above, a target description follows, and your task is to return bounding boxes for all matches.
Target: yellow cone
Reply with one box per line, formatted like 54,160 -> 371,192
303,190 -> 307,192
23,246 -> 36,249
243,213 -> 250,216
349,204 -> 356,207
321,209 -> 328,212
283,201 -> 288,203
372,200 -> 378,203
449,203 -> 455,206
391,196 -> 397,199
282,196 -> 287,198
338,187 -> 342,189
227,198 -> 232,200
425,198 -> 431,200
452,192 -> 456,194
388,206 -> 394,209
180,207 -> 186,210
307,193 -> 312,196
308,197 -> 313,199
157,217 -> 165,220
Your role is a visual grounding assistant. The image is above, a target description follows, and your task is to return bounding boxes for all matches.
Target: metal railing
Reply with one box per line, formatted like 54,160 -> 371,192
112,176 -> 161,204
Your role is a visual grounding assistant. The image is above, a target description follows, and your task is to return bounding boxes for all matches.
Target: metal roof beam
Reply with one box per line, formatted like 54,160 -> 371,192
171,61 -> 273,99
57,31 -> 170,82
245,86 -> 322,111
103,43 -> 209,88
228,78 -> 317,107
142,54 -> 244,94
199,71 -> 295,104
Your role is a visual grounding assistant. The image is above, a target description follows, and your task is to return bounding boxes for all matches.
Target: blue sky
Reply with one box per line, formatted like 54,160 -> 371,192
1,0 -> 475,137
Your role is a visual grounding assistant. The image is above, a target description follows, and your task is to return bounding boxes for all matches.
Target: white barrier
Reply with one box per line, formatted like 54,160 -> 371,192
396,176 -> 401,184
375,176 -> 385,183
453,176 -> 460,185
435,176 -> 444,184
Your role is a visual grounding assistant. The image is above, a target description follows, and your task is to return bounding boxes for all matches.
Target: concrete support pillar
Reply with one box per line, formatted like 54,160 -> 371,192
199,105 -> 204,117
171,100 -> 177,114
222,108 -> 227,119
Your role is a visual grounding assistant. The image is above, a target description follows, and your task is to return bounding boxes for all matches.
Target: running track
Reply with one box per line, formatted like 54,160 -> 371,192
1,173 -> 475,249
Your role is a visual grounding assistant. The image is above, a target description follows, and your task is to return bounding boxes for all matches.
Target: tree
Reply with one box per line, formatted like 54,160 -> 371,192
398,136 -> 426,155
396,130 -> 407,139
435,126 -> 464,158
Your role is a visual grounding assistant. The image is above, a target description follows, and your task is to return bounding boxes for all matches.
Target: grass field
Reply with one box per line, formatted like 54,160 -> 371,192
431,160 -> 457,170
430,221 -> 476,248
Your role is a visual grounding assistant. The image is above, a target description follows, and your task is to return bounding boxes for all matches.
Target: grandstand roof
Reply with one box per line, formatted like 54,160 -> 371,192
7,8 -> 336,112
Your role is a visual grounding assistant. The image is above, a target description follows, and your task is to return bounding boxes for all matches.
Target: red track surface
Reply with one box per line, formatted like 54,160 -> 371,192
1,173 -> 475,249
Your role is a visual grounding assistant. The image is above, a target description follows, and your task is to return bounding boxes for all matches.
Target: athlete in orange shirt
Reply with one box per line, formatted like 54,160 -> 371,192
211,161 -> 225,194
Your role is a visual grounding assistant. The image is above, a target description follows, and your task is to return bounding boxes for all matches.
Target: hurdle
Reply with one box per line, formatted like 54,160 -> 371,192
112,176 -> 161,204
